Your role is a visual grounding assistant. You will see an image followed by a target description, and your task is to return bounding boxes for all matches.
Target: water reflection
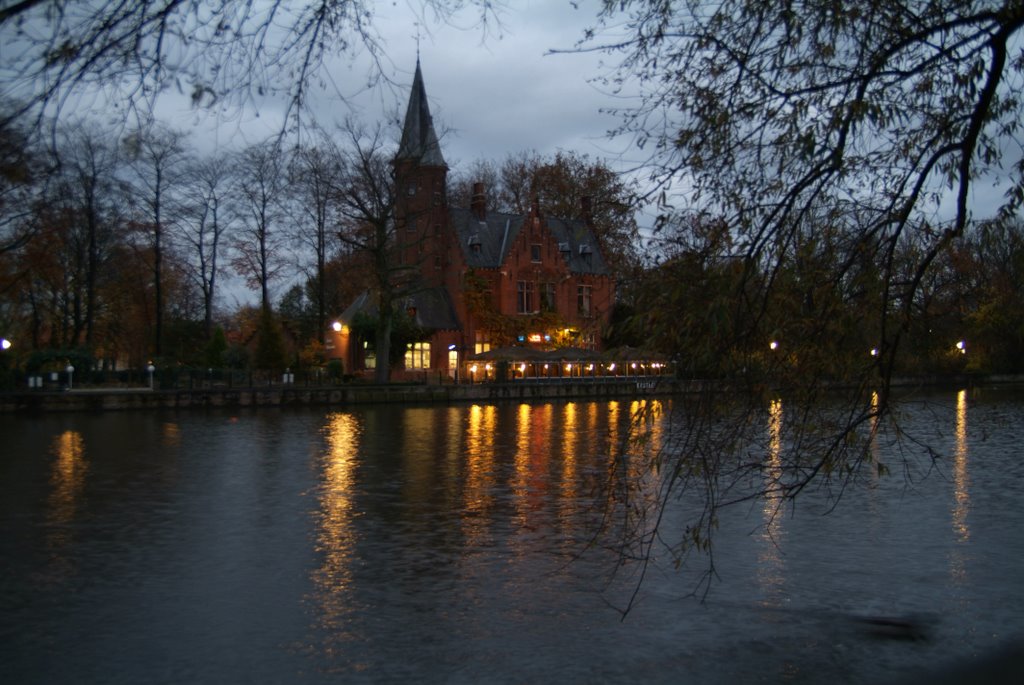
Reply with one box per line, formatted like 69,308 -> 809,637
162,422 -> 182,446
758,399 -> 786,605
559,404 -> 583,520
461,405 -> 497,548
3,396 -> 1022,684
313,412 -> 362,647
869,391 -> 880,464
951,390 -> 971,584
48,430 -> 88,555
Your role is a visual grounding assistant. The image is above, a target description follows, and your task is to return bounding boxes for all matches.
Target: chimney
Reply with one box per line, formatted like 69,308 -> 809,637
470,182 -> 486,220
581,196 -> 593,224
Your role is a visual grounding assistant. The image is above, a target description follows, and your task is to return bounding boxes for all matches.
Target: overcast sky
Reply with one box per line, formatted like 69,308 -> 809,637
149,1 -> 632,178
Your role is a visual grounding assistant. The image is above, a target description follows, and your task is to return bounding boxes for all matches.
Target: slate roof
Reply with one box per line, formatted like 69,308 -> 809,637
339,287 -> 461,332
449,207 -> 610,276
395,60 -> 446,167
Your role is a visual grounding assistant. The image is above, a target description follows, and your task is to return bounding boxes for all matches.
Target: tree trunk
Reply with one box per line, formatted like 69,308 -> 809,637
374,292 -> 393,384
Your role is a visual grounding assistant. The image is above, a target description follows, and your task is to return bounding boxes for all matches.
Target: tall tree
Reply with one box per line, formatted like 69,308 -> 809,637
6,122 -> 127,353
288,135 -> 343,343
333,121 -> 403,383
575,0 -> 1024,599
56,125 -> 125,348
181,154 -> 233,339
123,123 -> 189,357
231,139 -> 289,311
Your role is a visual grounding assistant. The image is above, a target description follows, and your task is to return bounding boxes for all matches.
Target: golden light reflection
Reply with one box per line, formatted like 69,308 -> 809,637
869,391 -> 880,465
461,404 -> 497,547
313,412 -> 361,638
511,403 -> 535,522
948,389 -> 971,586
628,399 -> 665,463
952,390 -> 970,544
557,403 -> 580,524
619,399 -> 666,522
607,400 -> 621,454
162,422 -> 181,445
48,430 -> 88,549
758,399 -> 786,606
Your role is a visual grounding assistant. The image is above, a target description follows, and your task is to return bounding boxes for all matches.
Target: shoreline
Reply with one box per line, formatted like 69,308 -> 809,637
3,373 -> 1022,413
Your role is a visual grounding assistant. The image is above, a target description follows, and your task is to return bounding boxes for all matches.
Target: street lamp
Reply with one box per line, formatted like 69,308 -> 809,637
769,340 -> 779,351
66,364 -> 75,390
956,340 -> 966,354
147,362 -> 156,389
1,338 -> 11,350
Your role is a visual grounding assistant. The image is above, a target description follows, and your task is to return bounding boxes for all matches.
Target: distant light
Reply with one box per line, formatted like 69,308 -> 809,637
608,363 -> 616,371
0,338 -> 10,350
448,343 -> 456,350
870,348 -> 878,357
331,321 -> 342,332
956,340 -> 966,353
769,340 -> 779,351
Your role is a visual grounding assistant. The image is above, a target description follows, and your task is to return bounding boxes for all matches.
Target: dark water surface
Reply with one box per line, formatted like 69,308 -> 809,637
1,389 -> 1022,683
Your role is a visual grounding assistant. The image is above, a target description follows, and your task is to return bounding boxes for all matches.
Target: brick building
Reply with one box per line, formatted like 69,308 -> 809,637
328,62 -> 615,379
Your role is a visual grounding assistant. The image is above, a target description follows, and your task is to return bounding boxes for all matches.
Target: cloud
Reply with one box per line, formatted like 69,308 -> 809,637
167,2 -> 621,167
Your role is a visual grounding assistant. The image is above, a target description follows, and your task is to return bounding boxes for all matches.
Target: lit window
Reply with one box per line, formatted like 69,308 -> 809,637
474,331 -> 492,355
405,342 -> 431,370
363,341 -> 376,369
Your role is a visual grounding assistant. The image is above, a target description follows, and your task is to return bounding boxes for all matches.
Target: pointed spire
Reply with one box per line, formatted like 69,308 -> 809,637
396,60 -> 446,167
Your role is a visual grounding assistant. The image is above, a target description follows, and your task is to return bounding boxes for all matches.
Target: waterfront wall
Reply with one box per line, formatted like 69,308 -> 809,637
0,378 -> 672,413
4,374 -> 1021,413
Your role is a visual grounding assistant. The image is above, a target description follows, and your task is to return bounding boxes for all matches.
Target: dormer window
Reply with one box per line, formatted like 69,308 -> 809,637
467,234 -> 482,253
579,243 -> 593,265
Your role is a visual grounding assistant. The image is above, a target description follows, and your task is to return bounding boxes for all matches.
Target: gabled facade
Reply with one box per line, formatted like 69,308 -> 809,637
329,61 -> 615,379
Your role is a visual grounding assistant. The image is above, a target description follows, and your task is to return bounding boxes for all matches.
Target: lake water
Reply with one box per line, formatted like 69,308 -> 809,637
1,388 -> 1022,683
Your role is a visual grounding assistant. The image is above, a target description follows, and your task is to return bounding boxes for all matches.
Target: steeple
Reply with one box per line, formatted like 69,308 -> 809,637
396,60 -> 446,167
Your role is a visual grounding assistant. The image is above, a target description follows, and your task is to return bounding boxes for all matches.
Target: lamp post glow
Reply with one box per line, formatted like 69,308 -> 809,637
956,340 -> 966,354
769,340 -> 779,351
331,321 -> 342,332
147,363 -> 156,389
66,364 -> 74,390
1,338 -> 11,350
